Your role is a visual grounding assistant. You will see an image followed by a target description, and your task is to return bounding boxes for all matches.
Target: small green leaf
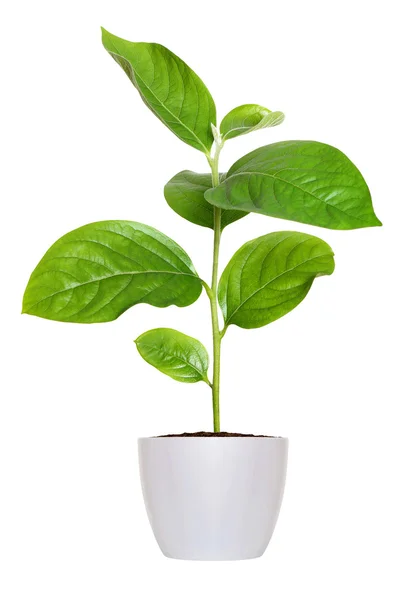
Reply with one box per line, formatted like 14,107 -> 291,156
218,231 -> 335,329
135,328 -> 210,384
101,28 -> 216,154
22,221 -> 202,323
205,141 -> 382,230
164,170 -> 247,229
220,104 -> 285,141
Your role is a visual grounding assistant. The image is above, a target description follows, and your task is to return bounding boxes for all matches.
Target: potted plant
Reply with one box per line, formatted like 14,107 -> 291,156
22,28 -> 381,561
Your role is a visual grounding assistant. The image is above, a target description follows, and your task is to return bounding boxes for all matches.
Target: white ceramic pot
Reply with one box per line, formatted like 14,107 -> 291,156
138,436 -> 288,561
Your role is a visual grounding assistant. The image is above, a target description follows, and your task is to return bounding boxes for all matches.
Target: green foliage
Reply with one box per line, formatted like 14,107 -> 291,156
205,141 -> 382,230
220,104 -> 284,140
164,170 -> 247,229
22,30 -> 382,431
22,221 -> 202,323
135,328 -> 210,384
101,28 -> 216,154
219,232 -> 335,329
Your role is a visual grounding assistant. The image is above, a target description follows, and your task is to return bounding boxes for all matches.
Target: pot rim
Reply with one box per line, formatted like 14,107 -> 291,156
138,435 -> 288,441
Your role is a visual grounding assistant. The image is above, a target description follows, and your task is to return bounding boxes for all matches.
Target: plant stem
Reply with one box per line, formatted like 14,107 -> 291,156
207,136 -> 223,432
210,209 -> 222,432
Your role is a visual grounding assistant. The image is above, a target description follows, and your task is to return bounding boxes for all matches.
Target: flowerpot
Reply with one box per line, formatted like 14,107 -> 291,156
138,435 -> 288,560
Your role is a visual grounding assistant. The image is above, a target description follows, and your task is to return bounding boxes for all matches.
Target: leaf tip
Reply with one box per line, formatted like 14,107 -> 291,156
364,213 -> 382,228
101,27 -> 115,48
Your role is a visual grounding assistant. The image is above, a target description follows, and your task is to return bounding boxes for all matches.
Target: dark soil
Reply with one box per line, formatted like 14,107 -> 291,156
156,431 -> 275,438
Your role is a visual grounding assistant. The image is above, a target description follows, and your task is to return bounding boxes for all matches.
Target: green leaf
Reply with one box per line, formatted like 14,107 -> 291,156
220,104 -> 285,141
218,231 -> 335,329
205,141 -> 382,230
164,170 -> 247,229
135,328 -> 210,384
22,221 -> 202,323
101,28 -> 216,154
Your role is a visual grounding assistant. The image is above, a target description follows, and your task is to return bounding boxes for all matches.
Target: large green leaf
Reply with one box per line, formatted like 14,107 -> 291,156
101,28 -> 216,154
135,328 -> 210,384
22,221 -> 202,323
205,141 -> 382,230
164,170 -> 247,229
218,231 -> 335,329
220,104 -> 285,141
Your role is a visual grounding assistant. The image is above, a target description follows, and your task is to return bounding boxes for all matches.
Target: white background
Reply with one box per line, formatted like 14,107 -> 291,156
1,0 -> 417,597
